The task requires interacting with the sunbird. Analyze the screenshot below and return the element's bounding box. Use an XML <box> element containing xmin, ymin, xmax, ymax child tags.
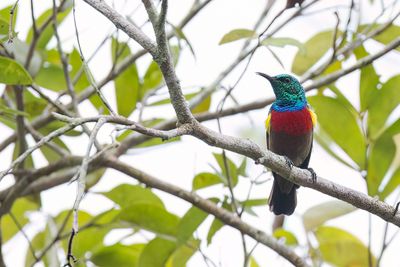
<box><xmin>256</xmin><ymin>73</ymin><xmax>317</xmax><ymax>215</ymax></box>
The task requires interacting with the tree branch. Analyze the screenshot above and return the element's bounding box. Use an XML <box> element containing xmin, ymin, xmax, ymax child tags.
<box><xmin>103</xmin><ymin>157</ymin><xmax>309</xmax><ymax>267</ymax></box>
<box><xmin>190</xmin><ymin>122</ymin><xmax>400</xmax><ymax>227</ymax></box>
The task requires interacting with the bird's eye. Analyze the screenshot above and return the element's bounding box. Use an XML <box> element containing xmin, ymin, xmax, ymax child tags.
<box><xmin>283</xmin><ymin>78</ymin><xmax>290</xmax><ymax>83</ymax></box>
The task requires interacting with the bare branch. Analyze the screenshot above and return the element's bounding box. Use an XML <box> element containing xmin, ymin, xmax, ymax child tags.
<box><xmin>53</xmin><ymin>113</ymin><xmax>192</xmax><ymax>140</ymax></box>
<box><xmin>72</xmin><ymin>118</ymin><xmax>106</xmax><ymax>232</ymax></box>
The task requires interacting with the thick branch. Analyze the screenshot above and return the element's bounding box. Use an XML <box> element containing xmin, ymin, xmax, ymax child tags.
<box><xmin>190</xmin><ymin>122</ymin><xmax>400</xmax><ymax>227</ymax></box>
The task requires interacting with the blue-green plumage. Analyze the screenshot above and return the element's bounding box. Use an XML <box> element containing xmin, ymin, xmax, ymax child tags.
<box><xmin>257</xmin><ymin>73</ymin><xmax>315</xmax><ymax>215</ymax></box>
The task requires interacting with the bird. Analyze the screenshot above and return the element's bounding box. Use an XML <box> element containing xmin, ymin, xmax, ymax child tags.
<box><xmin>256</xmin><ymin>72</ymin><xmax>317</xmax><ymax>215</ymax></box>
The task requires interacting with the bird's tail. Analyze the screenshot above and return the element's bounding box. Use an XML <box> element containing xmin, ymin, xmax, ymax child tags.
<box><xmin>268</xmin><ymin>179</ymin><xmax>297</xmax><ymax>215</ymax></box>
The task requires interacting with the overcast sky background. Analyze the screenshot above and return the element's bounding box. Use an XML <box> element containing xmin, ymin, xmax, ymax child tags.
<box><xmin>1</xmin><ymin>0</ymin><xmax>400</xmax><ymax>266</ymax></box>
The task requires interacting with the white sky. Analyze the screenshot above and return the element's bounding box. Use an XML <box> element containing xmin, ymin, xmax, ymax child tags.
<box><xmin>0</xmin><ymin>0</ymin><xmax>400</xmax><ymax>266</ymax></box>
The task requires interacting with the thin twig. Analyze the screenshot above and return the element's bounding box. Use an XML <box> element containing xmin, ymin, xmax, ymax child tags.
<box><xmin>7</xmin><ymin>0</ymin><xmax>20</xmax><ymax>42</ymax></box>
<box><xmin>25</xmin><ymin>117</ymin><xmax>69</xmax><ymax>158</ymax></box>
<box><xmin>32</xmin><ymin>210</ymin><xmax>73</xmax><ymax>267</ymax></box>
<box><xmin>72</xmin><ymin>0</ymin><xmax>117</xmax><ymax>116</ymax></box>
<box><xmin>52</xmin><ymin>0</ymin><xmax>102</xmax><ymax>150</ymax></box>
<box><xmin>63</xmin><ymin>229</ymin><xmax>76</xmax><ymax>267</ymax></box>
<box><xmin>9</xmin><ymin>211</ymin><xmax>38</xmax><ymax>262</ymax></box>
<box><xmin>72</xmin><ymin>118</ymin><xmax>106</xmax><ymax>233</ymax></box>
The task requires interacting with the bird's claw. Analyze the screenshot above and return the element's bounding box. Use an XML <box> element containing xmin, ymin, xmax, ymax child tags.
<box><xmin>283</xmin><ymin>156</ymin><xmax>294</xmax><ymax>169</ymax></box>
<box><xmin>307</xmin><ymin>168</ymin><xmax>317</xmax><ymax>183</ymax></box>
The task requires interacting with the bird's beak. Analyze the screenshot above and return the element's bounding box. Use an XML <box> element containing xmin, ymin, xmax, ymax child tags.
<box><xmin>256</xmin><ymin>72</ymin><xmax>276</xmax><ymax>83</ymax></box>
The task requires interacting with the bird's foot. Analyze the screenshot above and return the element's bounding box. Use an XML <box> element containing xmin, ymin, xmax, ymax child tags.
<box><xmin>283</xmin><ymin>156</ymin><xmax>294</xmax><ymax>169</ymax></box>
<box><xmin>255</xmin><ymin>157</ymin><xmax>266</xmax><ymax>165</ymax></box>
<box><xmin>393</xmin><ymin>202</ymin><xmax>400</xmax><ymax>216</ymax></box>
<box><xmin>307</xmin><ymin>168</ymin><xmax>317</xmax><ymax>183</ymax></box>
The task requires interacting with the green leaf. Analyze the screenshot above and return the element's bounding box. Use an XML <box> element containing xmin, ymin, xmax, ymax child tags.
<box><xmin>25</xmin><ymin>224</ymin><xmax>60</xmax><ymax>267</ymax></box>
<box><xmin>177</xmin><ymin>206</ymin><xmax>209</xmax><ymax>245</ymax></box>
<box><xmin>119</xmin><ymin>203</ymin><xmax>180</xmax><ymax>236</ymax></box>
<box><xmin>57</xmin><ymin>210</ymin><xmax>108</xmax><ymax>259</ymax></box>
<box><xmin>380</xmin><ymin>166</ymin><xmax>400</xmax><ymax>199</ymax></box>
<box><xmin>0</xmin><ymin>5</ymin><xmax>17</xmax><ymax>27</ymax></box>
<box><xmin>102</xmin><ymin>184</ymin><xmax>164</xmax><ymax>209</ymax></box>
<box><xmin>238</xmin><ymin>158</ymin><xmax>247</xmax><ymax>177</ymax></box>
<box><xmin>170</xmin><ymin>45</ymin><xmax>181</xmax><ymax>66</ymax></box>
<box><xmin>86</xmin><ymin>168</ymin><xmax>106</xmax><ymax>189</ymax></box>
<box><xmin>219</xmin><ymin>29</ymin><xmax>256</xmax><ymax>45</ymax></box>
<box><xmin>213</xmin><ymin>152</ymin><xmax>239</xmax><ymax>187</ymax></box>
<box><xmin>34</xmin><ymin>63</ymin><xmax>66</xmax><ymax>91</ymax></box>
<box><xmin>138</xmin><ymin>237</ymin><xmax>177</xmax><ymax>267</ymax></box>
<box><xmin>40</xmin><ymin>120</ymin><xmax>81</xmax><ymax>136</ymax></box>
<box><xmin>359</xmin><ymin>24</ymin><xmax>400</xmax><ymax>51</ymax></box>
<box><xmin>207</xmin><ymin>217</ymin><xmax>224</xmax><ymax>245</ymax></box>
<box><xmin>171</xmin><ymin>25</ymin><xmax>196</xmax><ymax>59</ymax></box>
<box><xmin>0</xmin><ymin>18</ymin><xmax>9</xmax><ymax>40</ymax></box>
<box><xmin>13</xmin><ymin>141</ymin><xmax>34</xmax><ymax>170</ymax></box>
<box><xmin>191</xmin><ymin>94</ymin><xmax>211</xmax><ymax>114</ymax></box>
<box><xmin>0</xmin><ymin>56</ymin><xmax>33</xmax><ymax>85</ymax></box>
<box><xmin>90</xmin><ymin>243</ymin><xmax>145</xmax><ymax>267</ymax></box>
<box><xmin>24</xmin><ymin>231</ymin><xmax>46</xmax><ymax>267</ymax></box>
<box><xmin>315</xmin><ymin>226</ymin><xmax>376</xmax><ymax>267</ymax></box>
<box><xmin>302</xmin><ymin>200</ymin><xmax>356</xmax><ymax>231</ymax></box>
<box><xmin>0</xmin><ymin>103</ymin><xmax>29</xmax><ymax>117</ymax></box>
<box><xmin>368</xmin><ymin>75</ymin><xmax>400</xmax><ymax>139</ymax></box>
<box><xmin>2</xmin><ymin>197</ymin><xmax>39</xmax><ymax>242</ymax></box>
<box><xmin>26</xmin><ymin>5</ymin><xmax>72</xmax><ymax>49</ymax></box>
<box><xmin>23</xmin><ymin>89</ymin><xmax>47</xmax><ymax>119</ymax></box>
<box><xmin>308</xmin><ymin>95</ymin><xmax>366</xmax><ymax>168</ymax></box>
<box><xmin>69</xmin><ymin>48</ymin><xmax>90</xmax><ymax>92</ymax></box>
<box><xmin>273</xmin><ymin>228</ymin><xmax>298</xmax><ymax>246</ymax></box>
<box><xmin>142</xmin><ymin>61</ymin><xmax>163</xmax><ymax>93</ymax></box>
<box><xmin>39</xmin><ymin>137</ymin><xmax>69</xmax><ymax>163</ymax></box>
<box><xmin>3</xmin><ymin>39</ymin><xmax>42</xmax><ymax>75</ymax></box>
<box><xmin>314</xmin><ymin>127</ymin><xmax>357</xmax><ymax>170</ymax></box>
<box><xmin>354</xmin><ymin>46</ymin><xmax>379</xmax><ymax>111</ymax></box>
<box><xmin>292</xmin><ymin>30</ymin><xmax>335</xmax><ymax>75</ymax></box>
<box><xmin>262</xmin><ymin>37</ymin><xmax>305</xmax><ymax>53</ymax></box>
<box><xmin>192</xmin><ymin>172</ymin><xmax>222</xmax><ymax>190</ymax></box>
<box><xmin>368</xmin><ymin>120</ymin><xmax>400</xmax><ymax>196</ymax></box>
<box><xmin>326</xmin><ymin>85</ymin><xmax>357</xmax><ymax>116</ymax></box>
<box><xmin>240</xmin><ymin>198</ymin><xmax>267</xmax><ymax>208</ymax></box>
<box><xmin>112</xmin><ymin>39</ymin><xmax>140</xmax><ymax>116</ymax></box>
<box><xmin>248</xmin><ymin>257</ymin><xmax>260</xmax><ymax>267</ymax></box>
<box><xmin>166</xmin><ymin>239</ymin><xmax>200</xmax><ymax>267</ymax></box>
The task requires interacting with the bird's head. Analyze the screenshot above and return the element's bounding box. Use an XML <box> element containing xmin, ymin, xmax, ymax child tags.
<box><xmin>256</xmin><ymin>73</ymin><xmax>306</xmax><ymax>106</ymax></box>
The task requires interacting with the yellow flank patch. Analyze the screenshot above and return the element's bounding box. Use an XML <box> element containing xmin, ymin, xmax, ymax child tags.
<box><xmin>308</xmin><ymin>108</ymin><xmax>317</xmax><ymax>126</ymax></box>
<box><xmin>265</xmin><ymin>113</ymin><xmax>271</xmax><ymax>130</ymax></box>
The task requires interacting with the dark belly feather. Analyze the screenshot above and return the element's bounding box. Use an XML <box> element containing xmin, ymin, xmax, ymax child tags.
<box><xmin>267</xmin><ymin>107</ymin><xmax>313</xmax><ymax>215</ymax></box>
